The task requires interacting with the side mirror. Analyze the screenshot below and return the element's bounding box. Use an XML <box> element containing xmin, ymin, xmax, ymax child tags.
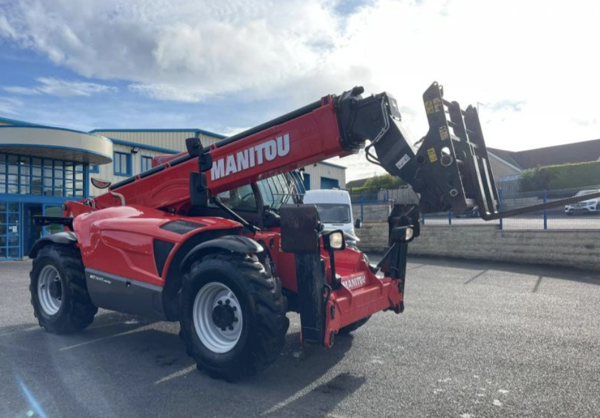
<box><xmin>91</xmin><ymin>177</ymin><xmax>111</xmax><ymax>189</ymax></box>
<box><xmin>354</xmin><ymin>218</ymin><xmax>362</xmax><ymax>229</ymax></box>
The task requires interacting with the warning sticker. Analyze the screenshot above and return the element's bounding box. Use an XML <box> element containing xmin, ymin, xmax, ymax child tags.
<box><xmin>424</xmin><ymin>100</ymin><xmax>434</xmax><ymax>115</ymax></box>
<box><xmin>439</xmin><ymin>126</ymin><xmax>449</xmax><ymax>141</ymax></box>
<box><xmin>427</xmin><ymin>148</ymin><xmax>438</xmax><ymax>163</ymax></box>
<box><xmin>395</xmin><ymin>154</ymin><xmax>411</xmax><ymax>170</ymax></box>
<box><xmin>433</xmin><ymin>97</ymin><xmax>443</xmax><ymax>113</ymax></box>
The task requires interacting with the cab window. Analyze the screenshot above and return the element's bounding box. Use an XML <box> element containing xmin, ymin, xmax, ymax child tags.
<box><xmin>258</xmin><ymin>174</ymin><xmax>301</xmax><ymax>210</ymax></box>
<box><xmin>212</xmin><ymin>184</ymin><xmax>257</xmax><ymax>212</ymax></box>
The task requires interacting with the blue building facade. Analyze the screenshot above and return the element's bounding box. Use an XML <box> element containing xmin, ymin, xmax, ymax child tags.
<box><xmin>0</xmin><ymin>118</ymin><xmax>112</xmax><ymax>260</ymax></box>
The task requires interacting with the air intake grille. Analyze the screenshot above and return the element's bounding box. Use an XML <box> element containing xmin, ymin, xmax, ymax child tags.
<box><xmin>160</xmin><ymin>220</ymin><xmax>205</xmax><ymax>234</ymax></box>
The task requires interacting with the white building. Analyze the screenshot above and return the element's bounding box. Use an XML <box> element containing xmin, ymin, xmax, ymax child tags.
<box><xmin>0</xmin><ymin>117</ymin><xmax>345</xmax><ymax>261</ymax></box>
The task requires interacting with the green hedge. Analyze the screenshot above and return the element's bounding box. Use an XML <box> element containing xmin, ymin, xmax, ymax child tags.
<box><xmin>519</xmin><ymin>161</ymin><xmax>600</xmax><ymax>191</ymax></box>
<box><xmin>349</xmin><ymin>174</ymin><xmax>405</xmax><ymax>193</ymax></box>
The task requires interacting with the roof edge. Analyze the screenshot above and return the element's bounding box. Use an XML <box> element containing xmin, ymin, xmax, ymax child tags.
<box><xmin>90</xmin><ymin>128</ymin><xmax>226</xmax><ymax>139</ymax></box>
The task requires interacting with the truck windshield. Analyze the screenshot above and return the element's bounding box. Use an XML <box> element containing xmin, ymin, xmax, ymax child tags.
<box><xmin>313</xmin><ymin>203</ymin><xmax>351</xmax><ymax>223</ymax></box>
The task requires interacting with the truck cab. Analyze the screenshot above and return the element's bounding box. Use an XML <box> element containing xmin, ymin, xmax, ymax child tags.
<box><xmin>302</xmin><ymin>189</ymin><xmax>359</xmax><ymax>248</ymax></box>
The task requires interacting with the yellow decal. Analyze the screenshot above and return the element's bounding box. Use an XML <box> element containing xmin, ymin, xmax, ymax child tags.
<box><xmin>424</xmin><ymin>100</ymin><xmax>434</xmax><ymax>115</ymax></box>
<box><xmin>427</xmin><ymin>148</ymin><xmax>438</xmax><ymax>163</ymax></box>
<box><xmin>439</xmin><ymin>126</ymin><xmax>449</xmax><ymax>141</ymax></box>
<box><xmin>433</xmin><ymin>97</ymin><xmax>443</xmax><ymax>113</ymax></box>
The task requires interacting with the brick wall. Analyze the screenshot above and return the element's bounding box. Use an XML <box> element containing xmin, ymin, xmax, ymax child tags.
<box><xmin>352</xmin><ymin>203</ymin><xmax>391</xmax><ymax>222</ymax></box>
<box><xmin>356</xmin><ymin>222</ymin><xmax>600</xmax><ymax>271</ymax></box>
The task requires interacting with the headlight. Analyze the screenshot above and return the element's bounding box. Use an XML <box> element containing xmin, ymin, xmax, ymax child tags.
<box><xmin>329</xmin><ymin>231</ymin><xmax>345</xmax><ymax>250</ymax></box>
<box><xmin>323</xmin><ymin>230</ymin><xmax>345</xmax><ymax>250</ymax></box>
<box><xmin>405</xmin><ymin>227</ymin><xmax>414</xmax><ymax>241</ymax></box>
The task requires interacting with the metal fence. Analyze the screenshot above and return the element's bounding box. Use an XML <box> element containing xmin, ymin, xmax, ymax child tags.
<box><xmin>351</xmin><ymin>185</ymin><xmax>600</xmax><ymax>230</ymax></box>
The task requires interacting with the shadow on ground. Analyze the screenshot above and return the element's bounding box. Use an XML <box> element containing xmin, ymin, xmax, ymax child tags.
<box><xmin>1</xmin><ymin>310</ymin><xmax>363</xmax><ymax>418</ymax></box>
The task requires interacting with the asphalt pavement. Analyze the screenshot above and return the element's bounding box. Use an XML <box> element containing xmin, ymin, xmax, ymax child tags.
<box><xmin>1</xmin><ymin>256</ymin><xmax>599</xmax><ymax>418</ymax></box>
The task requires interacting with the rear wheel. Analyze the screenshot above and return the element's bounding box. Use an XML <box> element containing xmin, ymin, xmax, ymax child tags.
<box><xmin>30</xmin><ymin>245</ymin><xmax>97</xmax><ymax>334</ymax></box>
<box><xmin>180</xmin><ymin>252</ymin><xmax>289</xmax><ymax>381</ymax></box>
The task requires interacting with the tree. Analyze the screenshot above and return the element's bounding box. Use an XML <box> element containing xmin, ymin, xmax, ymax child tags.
<box><xmin>362</xmin><ymin>174</ymin><xmax>405</xmax><ymax>190</ymax></box>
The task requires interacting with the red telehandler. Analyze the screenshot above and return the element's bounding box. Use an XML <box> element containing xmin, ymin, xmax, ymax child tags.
<box><xmin>29</xmin><ymin>83</ymin><xmax>599</xmax><ymax>380</ymax></box>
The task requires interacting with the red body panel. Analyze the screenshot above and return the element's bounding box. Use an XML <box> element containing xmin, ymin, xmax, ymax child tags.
<box><xmin>322</xmin><ymin>247</ymin><xmax>403</xmax><ymax>344</ymax></box>
<box><xmin>75</xmin><ymin>205</ymin><xmax>241</xmax><ymax>286</ymax></box>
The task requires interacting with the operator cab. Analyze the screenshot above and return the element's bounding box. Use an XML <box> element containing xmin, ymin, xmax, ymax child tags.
<box><xmin>192</xmin><ymin>172</ymin><xmax>304</xmax><ymax>230</ymax></box>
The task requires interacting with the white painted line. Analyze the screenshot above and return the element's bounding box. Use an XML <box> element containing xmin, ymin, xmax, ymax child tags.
<box><xmin>59</xmin><ymin>325</ymin><xmax>153</xmax><ymax>351</ymax></box>
<box><xmin>154</xmin><ymin>365</ymin><xmax>196</xmax><ymax>385</ymax></box>
<box><xmin>0</xmin><ymin>326</ymin><xmax>40</xmax><ymax>338</ymax></box>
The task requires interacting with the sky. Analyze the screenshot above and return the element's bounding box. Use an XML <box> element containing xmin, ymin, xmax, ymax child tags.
<box><xmin>0</xmin><ymin>0</ymin><xmax>599</xmax><ymax>181</ymax></box>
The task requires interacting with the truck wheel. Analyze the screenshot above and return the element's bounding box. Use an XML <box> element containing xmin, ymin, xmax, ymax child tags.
<box><xmin>29</xmin><ymin>245</ymin><xmax>97</xmax><ymax>334</ymax></box>
<box><xmin>338</xmin><ymin>315</ymin><xmax>371</xmax><ymax>335</ymax></box>
<box><xmin>180</xmin><ymin>253</ymin><xmax>289</xmax><ymax>381</ymax></box>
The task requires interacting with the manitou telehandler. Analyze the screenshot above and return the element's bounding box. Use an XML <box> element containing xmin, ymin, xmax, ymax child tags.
<box><xmin>29</xmin><ymin>82</ymin><xmax>598</xmax><ymax>380</ymax></box>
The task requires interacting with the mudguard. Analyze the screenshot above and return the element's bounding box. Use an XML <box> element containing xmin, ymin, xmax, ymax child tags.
<box><xmin>29</xmin><ymin>231</ymin><xmax>77</xmax><ymax>258</ymax></box>
<box><xmin>180</xmin><ymin>235</ymin><xmax>263</xmax><ymax>271</ymax></box>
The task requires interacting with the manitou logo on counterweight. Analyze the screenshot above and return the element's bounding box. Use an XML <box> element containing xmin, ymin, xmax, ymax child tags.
<box><xmin>211</xmin><ymin>133</ymin><xmax>291</xmax><ymax>180</ymax></box>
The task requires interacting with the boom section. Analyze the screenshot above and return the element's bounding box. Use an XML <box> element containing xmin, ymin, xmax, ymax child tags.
<box><xmin>92</xmin><ymin>98</ymin><xmax>348</xmax><ymax>211</ymax></box>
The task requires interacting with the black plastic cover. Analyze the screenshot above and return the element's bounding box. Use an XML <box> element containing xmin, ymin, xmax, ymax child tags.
<box><xmin>154</xmin><ymin>240</ymin><xmax>175</xmax><ymax>277</ymax></box>
<box><xmin>279</xmin><ymin>205</ymin><xmax>321</xmax><ymax>254</ymax></box>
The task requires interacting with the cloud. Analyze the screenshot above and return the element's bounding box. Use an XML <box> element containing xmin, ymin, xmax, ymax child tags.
<box><xmin>3</xmin><ymin>78</ymin><xmax>117</xmax><ymax>97</ymax></box>
<box><xmin>128</xmin><ymin>83</ymin><xmax>211</xmax><ymax>102</ymax></box>
<box><xmin>3</xmin><ymin>86</ymin><xmax>41</xmax><ymax>95</ymax></box>
<box><xmin>0</xmin><ymin>0</ymin><xmax>344</xmax><ymax>102</ymax></box>
<box><xmin>0</xmin><ymin>97</ymin><xmax>23</xmax><ymax>115</ymax></box>
<box><xmin>1</xmin><ymin>0</ymin><xmax>600</xmax><ymax>181</ymax></box>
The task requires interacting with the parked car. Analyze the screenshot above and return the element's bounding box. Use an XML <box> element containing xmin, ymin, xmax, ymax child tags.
<box><xmin>302</xmin><ymin>189</ymin><xmax>360</xmax><ymax>248</ymax></box>
<box><xmin>564</xmin><ymin>189</ymin><xmax>600</xmax><ymax>215</ymax></box>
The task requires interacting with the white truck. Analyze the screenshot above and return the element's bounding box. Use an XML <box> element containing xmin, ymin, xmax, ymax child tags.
<box><xmin>303</xmin><ymin>189</ymin><xmax>361</xmax><ymax>248</ymax></box>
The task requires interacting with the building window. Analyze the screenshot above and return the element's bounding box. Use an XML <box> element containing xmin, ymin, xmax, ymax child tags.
<box><xmin>303</xmin><ymin>173</ymin><xmax>311</xmax><ymax>191</ymax></box>
<box><xmin>140</xmin><ymin>155</ymin><xmax>153</xmax><ymax>172</ymax></box>
<box><xmin>320</xmin><ymin>177</ymin><xmax>339</xmax><ymax>189</ymax></box>
<box><xmin>0</xmin><ymin>153</ymin><xmax>86</xmax><ymax>198</ymax></box>
<box><xmin>114</xmin><ymin>152</ymin><xmax>131</xmax><ymax>176</ymax></box>
<box><xmin>89</xmin><ymin>164</ymin><xmax>100</xmax><ymax>173</ymax></box>
<box><xmin>0</xmin><ymin>201</ymin><xmax>21</xmax><ymax>259</ymax></box>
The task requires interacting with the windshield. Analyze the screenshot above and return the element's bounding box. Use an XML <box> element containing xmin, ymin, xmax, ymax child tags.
<box><xmin>575</xmin><ymin>190</ymin><xmax>600</xmax><ymax>197</ymax></box>
<box><xmin>257</xmin><ymin>173</ymin><xmax>303</xmax><ymax>211</ymax></box>
<box><xmin>312</xmin><ymin>203</ymin><xmax>351</xmax><ymax>223</ymax></box>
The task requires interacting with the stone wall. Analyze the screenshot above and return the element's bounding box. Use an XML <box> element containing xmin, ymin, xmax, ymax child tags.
<box><xmin>352</xmin><ymin>202</ymin><xmax>391</xmax><ymax>223</ymax></box>
<box><xmin>356</xmin><ymin>222</ymin><xmax>600</xmax><ymax>271</ymax></box>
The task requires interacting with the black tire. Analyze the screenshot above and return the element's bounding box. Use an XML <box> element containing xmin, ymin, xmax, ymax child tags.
<box><xmin>180</xmin><ymin>252</ymin><xmax>289</xmax><ymax>381</ymax></box>
<box><xmin>338</xmin><ymin>315</ymin><xmax>371</xmax><ymax>335</ymax></box>
<box><xmin>29</xmin><ymin>244</ymin><xmax>97</xmax><ymax>334</ymax></box>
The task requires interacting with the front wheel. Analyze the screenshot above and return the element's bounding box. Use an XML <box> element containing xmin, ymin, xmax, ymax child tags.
<box><xmin>29</xmin><ymin>244</ymin><xmax>97</xmax><ymax>333</ymax></box>
<box><xmin>180</xmin><ymin>253</ymin><xmax>289</xmax><ymax>381</ymax></box>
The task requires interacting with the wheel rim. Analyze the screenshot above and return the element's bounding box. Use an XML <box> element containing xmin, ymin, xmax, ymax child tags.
<box><xmin>193</xmin><ymin>282</ymin><xmax>243</xmax><ymax>354</ymax></box>
<box><xmin>37</xmin><ymin>265</ymin><xmax>62</xmax><ymax>316</ymax></box>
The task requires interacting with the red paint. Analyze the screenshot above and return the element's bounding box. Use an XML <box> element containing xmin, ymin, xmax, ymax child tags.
<box><xmin>75</xmin><ymin>205</ymin><xmax>241</xmax><ymax>286</ymax></box>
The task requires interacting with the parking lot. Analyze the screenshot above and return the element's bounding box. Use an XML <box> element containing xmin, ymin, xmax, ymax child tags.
<box><xmin>1</xmin><ymin>256</ymin><xmax>599</xmax><ymax>418</ymax></box>
<box><xmin>424</xmin><ymin>212</ymin><xmax>600</xmax><ymax>230</ymax></box>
